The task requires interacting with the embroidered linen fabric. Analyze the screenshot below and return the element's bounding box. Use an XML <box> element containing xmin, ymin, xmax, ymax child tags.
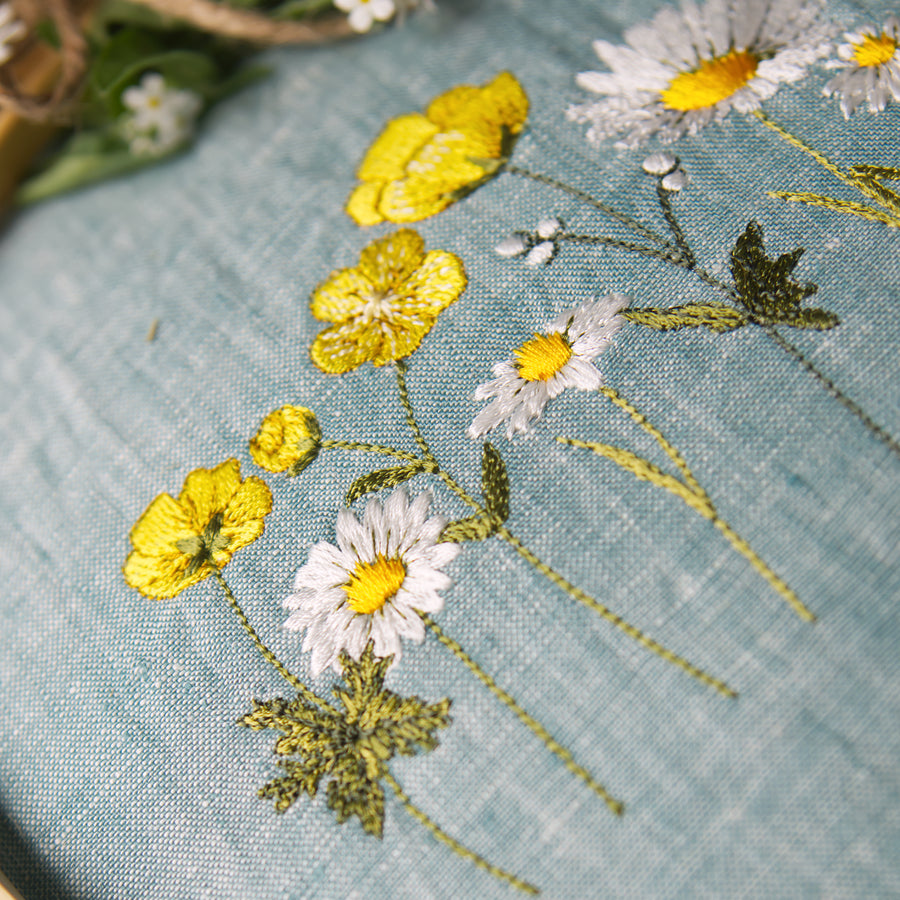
<box><xmin>1</xmin><ymin>1</ymin><xmax>900</xmax><ymax>898</ymax></box>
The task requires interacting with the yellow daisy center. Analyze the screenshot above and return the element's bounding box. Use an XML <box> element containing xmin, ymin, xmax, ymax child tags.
<box><xmin>852</xmin><ymin>32</ymin><xmax>897</xmax><ymax>68</ymax></box>
<box><xmin>344</xmin><ymin>554</ymin><xmax>406</xmax><ymax>615</ymax></box>
<box><xmin>514</xmin><ymin>332</ymin><xmax>572</xmax><ymax>382</ymax></box>
<box><xmin>661</xmin><ymin>49</ymin><xmax>759</xmax><ymax>112</ymax></box>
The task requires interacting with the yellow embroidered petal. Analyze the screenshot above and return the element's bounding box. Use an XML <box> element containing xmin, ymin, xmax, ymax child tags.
<box><xmin>400</xmin><ymin>250</ymin><xmax>468</xmax><ymax>317</ymax></box>
<box><xmin>124</xmin><ymin>550</ymin><xmax>210</xmax><ymax>600</ymax></box>
<box><xmin>179</xmin><ymin>459</ymin><xmax>242</xmax><ymax>528</ymax></box>
<box><xmin>123</xmin><ymin>459</ymin><xmax>272</xmax><ymax>600</ymax></box>
<box><xmin>311</xmin><ymin>267</ymin><xmax>378</xmax><ymax>323</ymax></box>
<box><xmin>310</xmin><ymin>320</ymin><xmax>383</xmax><ymax>374</ymax></box>
<box><xmin>357</xmin><ymin>229</ymin><xmax>425</xmax><ymax>289</ymax></box>
<box><xmin>355</xmin><ymin>113</ymin><xmax>438</xmax><ymax>182</ymax></box>
<box><xmin>345</xmin><ymin>182</ymin><xmax>386</xmax><ymax>226</ymax></box>
<box><xmin>128</xmin><ymin>492</ymin><xmax>194</xmax><ymax>556</ymax></box>
<box><xmin>346</xmin><ymin>72</ymin><xmax>528</xmax><ymax>225</ymax></box>
<box><xmin>219</xmin><ymin>477</ymin><xmax>274</xmax><ymax>558</ymax></box>
<box><xmin>249</xmin><ymin>406</ymin><xmax>321</xmax><ymax>474</ymax></box>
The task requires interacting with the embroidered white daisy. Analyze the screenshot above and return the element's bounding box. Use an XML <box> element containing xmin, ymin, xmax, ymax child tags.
<box><xmin>121</xmin><ymin>73</ymin><xmax>202</xmax><ymax>157</ymax></box>
<box><xmin>284</xmin><ymin>490</ymin><xmax>459</xmax><ymax>675</ymax></box>
<box><xmin>335</xmin><ymin>0</ymin><xmax>395</xmax><ymax>33</ymax></box>
<box><xmin>824</xmin><ymin>17</ymin><xmax>900</xmax><ymax>117</ymax></box>
<box><xmin>0</xmin><ymin>3</ymin><xmax>26</xmax><ymax>66</ymax></box>
<box><xmin>568</xmin><ymin>0</ymin><xmax>833</xmax><ymax>148</ymax></box>
<box><xmin>468</xmin><ymin>295</ymin><xmax>628</xmax><ymax>439</ymax></box>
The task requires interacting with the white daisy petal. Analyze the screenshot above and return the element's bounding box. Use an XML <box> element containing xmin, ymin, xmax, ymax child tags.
<box><xmin>569</xmin><ymin>0</ymin><xmax>833</xmax><ymax>146</ymax></box>
<box><xmin>283</xmin><ymin>489</ymin><xmax>458</xmax><ymax>671</ymax></box>
<box><xmin>469</xmin><ymin>295</ymin><xmax>628</xmax><ymax>439</ymax></box>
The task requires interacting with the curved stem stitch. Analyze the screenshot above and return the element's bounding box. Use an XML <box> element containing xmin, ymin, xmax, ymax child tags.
<box><xmin>393</xmin><ymin>363</ymin><xmax>736</xmax><ymax>698</ymax></box>
<box><xmin>382</xmin><ymin>770</ymin><xmax>539</xmax><ymax>895</ymax></box>
<box><xmin>421</xmin><ymin>614</ymin><xmax>624</xmax><ymax>815</ymax></box>
<box><xmin>559</xmin><ymin>388</ymin><xmax>815</xmax><ymax>623</ymax></box>
<box><xmin>505</xmin><ymin>164</ymin><xmax>671</xmax><ymax>247</ymax></box>
<box><xmin>213</xmin><ymin>569</ymin><xmax>337</xmax><ymax>713</ymax></box>
<box><xmin>321</xmin><ymin>439</ymin><xmax>420</xmax><ymax>463</ymax></box>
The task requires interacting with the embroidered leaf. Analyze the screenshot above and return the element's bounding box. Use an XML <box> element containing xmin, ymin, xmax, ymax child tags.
<box><xmin>559</xmin><ymin>438</ymin><xmax>714</xmax><ymax>518</ymax></box>
<box><xmin>440</xmin><ymin>514</ymin><xmax>496</xmax><ymax>543</ymax></box>
<box><xmin>624</xmin><ymin>303</ymin><xmax>747</xmax><ymax>333</ymax></box>
<box><xmin>730</xmin><ymin>222</ymin><xmax>838</xmax><ymax>329</ymax></box>
<box><xmin>481</xmin><ymin>443</ymin><xmax>510</xmax><ymax>524</ymax></box>
<box><xmin>239</xmin><ymin>643</ymin><xmax>451</xmax><ymax>836</ymax></box>
<box><xmin>345</xmin><ymin>463</ymin><xmax>425</xmax><ymax>505</ymax></box>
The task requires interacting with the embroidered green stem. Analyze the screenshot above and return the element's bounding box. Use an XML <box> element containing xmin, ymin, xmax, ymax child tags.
<box><xmin>753</xmin><ymin>110</ymin><xmax>900</xmax><ymax>228</ymax></box>
<box><xmin>212</xmin><ymin>569</ymin><xmax>336</xmax><ymax>713</ymax></box>
<box><xmin>321</xmin><ymin>439</ymin><xmax>420</xmax><ymax>463</ymax></box>
<box><xmin>559</xmin><ymin>232</ymin><xmax>688</xmax><ymax>266</ymax></box>
<box><xmin>393</xmin><ymin>362</ymin><xmax>736</xmax><ymax>698</ymax></box>
<box><xmin>504</xmin><ymin>164</ymin><xmax>671</xmax><ymax>247</ymax></box>
<box><xmin>760</xmin><ymin>326</ymin><xmax>900</xmax><ymax>458</ymax></box>
<box><xmin>421</xmin><ymin>613</ymin><xmax>624</xmax><ymax>815</ymax></box>
<box><xmin>557</xmin><ymin>387</ymin><xmax>815</xmax><ymax>623</ymax></box>
<box><xmin>382</xmin><ymin>770</ymin><xmax>540</xmax><ymax>896</ymax></box>
<box><xmin>655</xmin><ymin>181</ymin><xmax>695</xmax><ymax>266</ymax></box>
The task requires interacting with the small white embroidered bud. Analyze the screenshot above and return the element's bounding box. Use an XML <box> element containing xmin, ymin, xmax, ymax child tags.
<box><xmin>642</xmin><ymin>152</ymin><xmax>678</xmax><ymax>176</ymax></box>
<box><xmin>495</xmin><ymin>234</ymin><xmax>529</xmax><ymax>258</ymax></box>
<box><xmin>661</xmin><ymin>169</ymin><xmax>687</xmax><ymax>192</ymax></box>
<box><xmin>525</xmin><ymin>241</ymin><xmax>555</xmax><ymax>266</ymax></box>
<box><xmin>535</xmin><ymin>217</ymin><xmax>562</xmax><ymax>239</ymax></box>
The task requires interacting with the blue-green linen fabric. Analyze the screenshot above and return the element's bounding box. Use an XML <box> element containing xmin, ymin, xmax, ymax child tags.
<box><xmin>2</xmin><ymin>1</ymin><xmax>900</xmax><ymax>897</ymax></box>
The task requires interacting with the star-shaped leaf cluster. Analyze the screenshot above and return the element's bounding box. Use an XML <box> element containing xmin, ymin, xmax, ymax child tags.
<box><xmin>239</xmin><ymin>642</ymin><xmax>451</xmax><ymax>837</ymax></box>
<box><xmin>730</xmin><ymin>221</ymin><xmax>838</xmax><ymax>330</ymax></box>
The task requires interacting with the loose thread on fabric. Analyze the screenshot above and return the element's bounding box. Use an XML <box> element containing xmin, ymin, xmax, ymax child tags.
<box><xmin>557</xmin><ymin>388</ymin><xmax>815</xmax><ymax>623</ymax></box>
<box><xmin>382</xmin><ymin>770</ymin><xmax>540</xmax><ymax>896</ymax></box>
<box><xmin>421</xmin><ymin>614</ymin><xmax>624</xmax><ymax>815</ymax></box>
<box><xmin>504</xmin><ymin>164</ymin><xmax>670</xmax><ymax>247</ymax></box>
<box><xmin>391</xmin><ymin>360</ymin><xmax>735</xmax><ymax>697</ymax></box>
<box><xmin>212</xmin><ymin>569</ymin><xmax>336</xmax><ymax>713</ymax></box>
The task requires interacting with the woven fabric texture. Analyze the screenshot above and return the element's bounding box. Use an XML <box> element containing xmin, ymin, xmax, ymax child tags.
<box><xmin>1</xmin><ymin>1</ymin><xmax>899</xmax><ymax>898</ymax></box>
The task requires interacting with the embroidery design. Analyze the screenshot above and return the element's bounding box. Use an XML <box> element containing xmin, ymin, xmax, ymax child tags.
<box><xmin>123</xmin><ymin>6</ymin><xmax>900</xmax><ymax>894</ymax></box>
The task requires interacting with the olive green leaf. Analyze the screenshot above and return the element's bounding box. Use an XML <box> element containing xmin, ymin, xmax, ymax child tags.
<box><xmin>624</xmin><ymin>302</ymin><xmax>748</xmax><ymax>333</ymax></box>
<box><xmin>239</xmin><ymin>643</ymin><xmax>451</xmax><ymax>837</ymax></box>
<box><xmin>730</xmin><ymin>222</ymin><xmax>839</xmax><ymax>330</ymax></box>
<box><xmin>345</xmin><ymin>462</ymin><xmax>426</xmax><ymax>506</ymax></box>
<box><xmin>440</xmin><ymin>444</ymin><xmax>510</xmax><ymax>543</ymax></box>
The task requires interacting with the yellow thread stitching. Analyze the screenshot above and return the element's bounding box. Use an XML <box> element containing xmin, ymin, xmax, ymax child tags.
<box><xmin>661</xmin><ymin>50</ymin><xmax>758</xmax><ymax>111</ymax></box>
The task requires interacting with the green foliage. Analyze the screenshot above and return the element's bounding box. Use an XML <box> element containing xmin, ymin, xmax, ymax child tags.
<box><xmin>441</xmin><ymin>444</ymin><xmax>510</xmax><ymax>543</ymax></box>
<box><xmin>239</xmin><ymin>643</ymin><xmax>451</xmax><ymax>837</ymax></box>
<box><xmin>624</xmin><ymin>303</ymin><xmax>748</xmax><ymax>333</ymax></box>
<box><xmin>345</xmin><ymin>462</ymin><xmax>425</xmax><ymax>506</ymax></box>
<box><xmin>730</xmin><ymin>222</ymin><xmax>839</xmax><ymax>330</ymax></box>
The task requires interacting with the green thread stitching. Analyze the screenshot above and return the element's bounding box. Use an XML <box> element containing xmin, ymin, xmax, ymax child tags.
<box><xmin>755</xmin><ymin>110</ymin><xmax>900</xmax><ymax>229</ymax></box>
<box><xmin>622</xmin><ymin>303</ymin><xmax>748</xmax><ymax>332</ymax></box>
<box><xmin>557</xmin><ymin>388</ymin><xmax>816</xmax><ymax>623</ymax></box>
<box><xmin>390</xmin><ymin>363</ymin><xmax>736</xmax><ymax>698</ymax></box>
<box><xmin>382</xmin><ymin>771</ymin><xmax>540</xmax><ymax>896</ymax></box>
<box><xmin>421</xmin><ymin>614</ymin><xmax>624</xmax><ymax>815</ymax></box>
<box><xmin>212</xmin><ymin>569</ymin><xmax>334</xmax><ymax>712</ymax></box>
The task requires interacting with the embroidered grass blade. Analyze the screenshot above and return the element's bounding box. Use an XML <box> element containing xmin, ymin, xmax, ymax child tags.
<box><xmin>558</xmin><ymin>388</ymin><xmax>815</xmax><ymax>623</ymax></box>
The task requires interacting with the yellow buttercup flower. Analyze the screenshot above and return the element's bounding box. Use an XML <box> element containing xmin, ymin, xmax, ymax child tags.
<box><xmin>346</xmin><ymin>71</ymin><xmax>528</xmax><ymax>226</ymax></box>
<box><xmin>124</xmin><ymin>459</ymin><xmax>272</xmax><ymax>599</ymax></box>
<box><xmin>309</xmin><ymin>229</ymin><xmax>467</xmax><ymax>374</ymax></box>
<box><xmin>249</xmin><ymin>406</ymin><xmax>321</xmax><ymax>475</ymax></box>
